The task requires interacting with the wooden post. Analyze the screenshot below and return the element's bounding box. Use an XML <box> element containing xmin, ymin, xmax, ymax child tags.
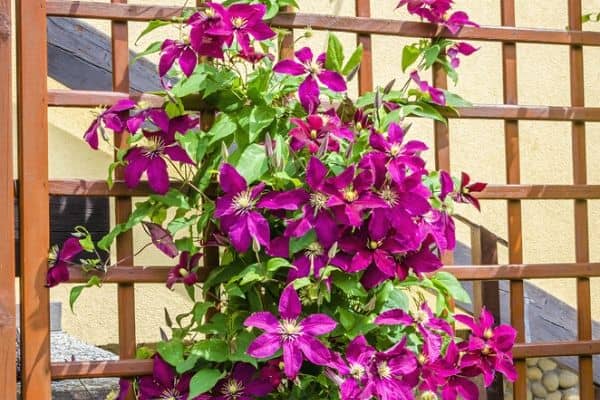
<box><xmin>355</xmin><ymin>0</ymin><xmax>373</xmax><ymax>94</ymax></box>
<box><xmin>0</xmin><ymin>0</ymin><xmax>17</xmax><ymax>398</ymax></box>
<box><xmin>16</xmin><ymin>0</ymin><xmax>52</xmax><ymax>398</ymax></box>
<box><xmin>471</xmin><ymin>225</ymin><xmax>503</xmax><ymax>400</ymax></box>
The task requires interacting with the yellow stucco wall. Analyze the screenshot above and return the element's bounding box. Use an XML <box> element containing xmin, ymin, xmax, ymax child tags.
<box><xmin>36</xmin><ymin>0</ymin><xmax>600</xmax><ymax>346</ymax></box>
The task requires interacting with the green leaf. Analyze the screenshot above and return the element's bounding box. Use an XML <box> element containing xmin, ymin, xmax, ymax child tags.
<box><xmin>176</xmin><ymin>130</ymin><xmax>209</xmax><ymax>164</ymax></box>
<box><xmin>132</xmin><ymin>41</ymin><xmax>162</xmax><ymax>62</ymax></box>
<box><xmin>189</xmin><ymin>368</ymin><xmax>224</xmax><ymax>399</ymax></box>
<box><xmin>135</xmin><ymin>20</ymin><xmax>171</xmax><ymax>44</ymax></box>
<box><xmin>229</xmin><ymin>331</ymin><xmax>257</xmax><ymax>366</ymax></box>
<box><xmin>342</xmin><ymin>44</ymin><xmax>363</xmax><ymax>76</ymax></box>
<box><xmin>167</xmin><ymin>215</ymin><xmax>199</xmax><ymax>235</ymax></box>
<box><xmin>234</xmin><ymin>144</ymin><xmax>268</xmax><ymax>184</ymax></box>
<box><xmin>431</xmin><ymin>271</ymin><xmax>471</xmax><ymax>304</ymax></box>
<box><xmin>176</xmin><ymin>354</ymin><xmax>200</xmax><ymax>374</ymax></box>
<box><xmin>191</xmin><ymin>339</ymin><xmax>229</xmax><ymax>362</ymax></box>
<box><xmin>249</xmin><ymin>106</ymin><xmax>276</xmax><ymax>142</ymax></box>
<box><xmin>332</xmin><ymin>271</ymin><xmax>367</xmax><ymax>298</ymax></box>
<box><xmin>325</xmin><ymin>33</ymin><xmax>344</xmax><ymax>73</ymax></box>
<box><xmin>289</xmin><ymin>230</ymin><xmax>316</xmax><ymax>255</ymax></box>
<box><xmin>208</xmin><ymin>114</ymin><xmax>238</xmax><ymax>145</ymax></box>
<box><xmin>267</xmin><ymin>257</ymin><xmax>292</xmax><ymax>272</ymax></box>
<box><xmin>150</xmin><ymin>190</ymin><xmax>191</xmax><ymax>210</ymax></box>
<box><xmin>69</xmin><ymin>286</ymin><xmax>86</xmax><ymax>313</ymax></box>
<box><xmin>157</xmin><ymin>339</ymin><xmax>185</xmax><ymax>366</ymax></box>
<box><xmin>401</xmin><ymin>45</ymin><xmax>421</xmax><ymax>72</ymax></box>
<box><xmin>382</xmin><ymin>288</ymin><xmax>409</xmax><ymax>311</ymax></box>
<box><xmin>264</xmin><ymin>0</ymin><xmax>280</xmax><ymax>19</ymax></box>
<box><xmin>192</xmin><ymin>301</ymin><xmax>214</xmax><ymax>323</ymax></box>
<box><xmin>423</xmin><ymin>44</ymin><xmax>441</xmax><ymax>68</ymax></box>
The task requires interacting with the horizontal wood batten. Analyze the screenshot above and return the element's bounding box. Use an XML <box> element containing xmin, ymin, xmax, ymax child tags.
<box><xmin>47</xmin><ymin>90</ymin><xmax>600</xmax><ymax>122</ymax></box>
<box><xmin>48</xmin><ymin>89</ymin><xmax>163</xmax><ymax>108</ymax></box>
<box><xmin>51</xmin><ymin>359</ymin><xmax>153</xmax><ymax>379</ymax></box>
<box><xmin>47</xmin><ymin>180</ymin><xmax>600</xmax><ymax>200</ymax></box>
<box><xmin>45</xmin><ymin>3</ymin><xmax>600</xmax><ymax>46</ymax></box>
<box><xmin>513</xmin><ymin>341</ymin><xmax>600</xmax><ymax>359</ymax></box>
<box><xmin>444</xmin><ymin>263</ymin><xmax>600</xmax><ymax>280</ymax></box>
<box><xmin>67</xmin><ymin>266</ymin><xmax>170</xmax><ymax>283</ymax></box>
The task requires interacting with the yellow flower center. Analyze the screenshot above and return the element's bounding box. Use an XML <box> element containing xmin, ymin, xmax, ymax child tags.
<box><xmin>482</xmin><ymin>344</ymin><xmax>492</xmax><ymax>355</ymax></box>
<box><xmin>414</xmin><ymin>309</ymin><xmax>429</xmax><ymax>324</ymax></box>
<box><xmin>233</xmin><ymin>190</ymin><xmax>254</xmax><ymax>213</ymax></box>
<box><xmin>417</xmin><ymin>353</ymin><xmax>427</xmax><ymax>365</ymax></box>
<box><xmin>483</xmin><ymin>328</ymin><xmax>493</xmax><ymax>340</ymax></box>
<box><xmin>368</xmin><ymin>240</ymin><xmax>381</xmax><ymax>250</ymax></box>
<box><xmin>379</xmin><ymin>186</ymin><xmax>398</xmax><ymax>206</ymax></box>
<box><xmin>222</xmin><ymin>379</ymin><xmax>244</xmax><ymax>398</ymax></box>
<box><xmin>377</xmin><ymin>361</ymin><xmax>392</xmax><ymax>379</ymax></box>
<box><xmin>350</xmin><ymin>364</ymin><xmax>365</xmax><ymax>380</ymax></box>
<box><xmin>310</xmin><ymin>129</ymin><xmax>319</xmax><ymax>139</ymax></box>
<box><xmin>309</xmin><ymin>192</ymin><xmax>328</xmax><ymax>211</ymax></box>
<box><xmin>232</xmin><ymin>17</ymin><xmax>247</xmax><ymax>29</ymax></box>
<box><xmin>420</xmin><ymin>391</ymin><xmax>439</xmax><ymax>400</ymax></box>
<box><xmin>143</xmin><ymin>136</ymin><xmax>166</xmax><ymax>158</ymax></box>
<box><xmin>204</xmin><ymin>7</ymin><xmax>216</xmax><ymax>17</ymax></box>
<box><xmin>343</xmin><ymin>188</ymin><xmax>359</xmax><ymax>202</ymax></box>
<box><xmin>305</xmin><ymin>242</ymin><xmax>324</xmax><ymax>257</ymax></box>
<box><xmin>308</xmin><ymin>61</ymin><xmax>322</xmax><ymax>75</ymax></box>
<box><xmin>178</xmin><ymin>268</ymin><xmax>189</xmax><ymax>277</ymax></box>
<box><xmin>279</xmin><ymin>319</ymin><xmax>302</xmax><ymax>341</ymax></box>
<box><xmin>390</xmin><ymin>143</ymin><xmax>402</xmax><ymax>157</ymax></box>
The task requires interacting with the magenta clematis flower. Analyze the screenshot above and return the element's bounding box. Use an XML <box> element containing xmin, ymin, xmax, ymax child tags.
<box><xmin>396</xmin><ymin>239</ymin><xmax>443</xmax><ymax>280</ymax></box>
<box><xmin>138</xmin><ymin>355</ymin><xmax>202</xmax><ymax>400</ymax></box>
<box><xmin>215</xmin><ymin>163</ymin><xmax>270</xmax><ymax>253</ymax></box>
<box><xmin>84</xmin><ymin>99</ymin><xmax>136</xmax><ymax>150</ymax></box>
<box><xmin>397</xmin><ymin>0</ymin><xmax>478</xmax><ymax>34</ymax></box>
<box><xmin>159</xmin><ymin>39</ymin><xmax>197</xmax><ymax>77</ymax></box>
<box><xmin>410</xmin><ymin>71</ymin><xmax>445</xmax><ymax>105</ymax></box>
<box><xmin>368</xmin><ymin>123</ymin><xmax>428</xmax><ymax>175</ymax></box>
<box><xmin>376</xmin><ymin>303</ymin><xmax>453</xmax><ymax>360</ymax></box>
<box><xmin>213</xmin><ymin>363</ymin><xmax>274</xmax><ymax>400</ymax></box>
<box><xmin>46</xmin><ymin>238</ymin><xmax>83</xmax><ymax>288</ymax></box>
<box><xmin>447</xmin><ymin>42</ymin><xmax>478</xmax><ymax>68</ymax></box>
<box><xmin>274</xmin><ymin>47</ymin><xmax>347</xmax><ymax>113</ymax></box>
<box><xmin>324</xmin><ymin>166</ymin><xmax>385</xmax><ymax>227</ymax></box>
<box><xmin>455</xmin><ymin>307</ymin><xmax>517</xmax><ymax>386</ymax></box>
<box><xmin>444</xmin><ymin>11</ymin><xmax>479</xmax><ymax>34</ymax></box>
<box><xmin>259</xmin><ymin>358</ymin><xmax>284</xmax><ymax>388</ymax></box>
<box><xmin>188</xmin><ymin>3</ymin><xmax>231</xmax><ymax>59</ymax></box>
<box><xmin>416</xmin><ymin>209</ymin><xmax>456</xmax><ymax>252</ymax></box>
<box><xmin>454</xmin><ymin>172</ymin><xmax>487</xmax><ymax>210</ymax></box>
<box><xmin>335</xmin><ymin>336</ymin><xmax>376</xmax><ymax>400</ymax></box>
<box><xmin>244</xmin><ymin>285</ymin><xmax>337</xmax><ymax>379</ymax></box>
<box><xmin>440</xmin><ymin>341</ymin><xmax>481</xmax><ymax>400</ymax></box>
<box><xmin>288</xmin><ymin>111</ymin><xmax>354</xmax><ymax>154</ymax></box>
<box><xmin>124</xmin><ymin>111</ymin><xmax>197</xmax><ymax>195</ymax></box>
<box><xmin>166</xmin><ymin>251</ymin><xmax>202</xmax><ymax>289</ymax></box>
<box><xmin>212</xmin><ymin>3</ymin><xmax>275</xmax><ymax>53</ymax></box>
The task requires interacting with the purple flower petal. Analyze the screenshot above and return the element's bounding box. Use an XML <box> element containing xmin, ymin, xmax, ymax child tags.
<box><xmin>219</xmin><ymin>163</ymin><xmax>248</xmax><ymax>194</ymax></box>
<box><xmin>228</xmin><ymin>214</ymin><xmax>252</xmax><ymax>253</ymax></box>
<box><xmin>152</xmin><ymin>355</ymin><xmax>176</xmax><ymax>388</ymax></box>
<box><xmin>278</xmin><ymin>285</ymin><xmax>301</xmax><ymax>320</ymax></box>
<box><xmin>298</xmin><ymin>75</ymin><xmax>320</xmax><ymax>114</ymax></box>
<box><xmin>295</xmin><ymin>47</ymin><xmax>314</xmax><ymax>64</ymax></box>
<box><xmin>300</xmin><ymin>314</ymin><xmax>337</xmax><ymax>335</ymax></box>
<box><xmin>298</xmin><ymin>335</ymin><xmax>332</xmax><ymax>367</ymax></box>
<box><xmin>317</xmin><ymin>70</ymin><xmax>347</xmax><ymax>92</ymax></box>
<box><xmin>247</xmin><ymin>211</ymin><xmax>270</xmax><ymax>249</ymax></box>
<box><xmin>375</xmin><ymin>309</ymin><xmax>414</xmax><ymax>326</ymax></box>
<box><xmin>58</xmin><ymin>237</ymin><xmax>84</xmax><ymax>261</ymax></box>
<box><xmin>163</xmin><ymin>145</ymin><xmax>195</xmax><ymax>165</ymax></box>
<box><xmin>247</xmin><ymin>332</ymin><xmax>281</xmax><ymax>358</ymax></box>
<box><xmin>147</xmin><ymin>156</ymin><xmax>170</xmax><ymax>195</ymax></box>
<box><xmin>244</xmin><ymin>312</ymin><xmax>279</xmax><ymax>333</ymax></box>
<box><xmin>273</xmin><ymin>59</ymin><xmax>306</xmax><ymax>75</ymax></box>
<box><xmin>124</xmin><ymin>148</ymin><xmax>151</xmax><ymax>189</ymax></box>
<box><xmin>143</xmin><ymin>222</ymin><xmax>178</xmax><ymax>258</ymax></box>
<box><xmin>46</xmin><ymin>262</ymin><xmax>70</xmax><ymax>288</ymax></box>
<box><xmin>84</xmin><ymin>119</ymin><xmax>100</xmax><ymax>150</ymax></box>
<box><xmin>282</xmin><ymin>341</ymin><xmax>303</xmax><ymax>379</ymax></box>
<box><xmin>179</xmin><ymin>46</ymin><xmax>197</xmax><ymax>77</ymax></box>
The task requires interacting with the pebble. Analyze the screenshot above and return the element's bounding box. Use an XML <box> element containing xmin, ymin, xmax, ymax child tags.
<box><xmin>546</xmin><ymin>391</ymin><xmax>562</xmax><ymax>400</ymax></box>
<box><xmin>542</xmin><ymin>371</ymin><xmax>559</xmax><ymax>392</ymax></box>
<box><xmin>527</xmin><ymin>357</ymin><xmax>539</xmax><ymax>367</ymax></box>
<box><xmin>538</xmin><ymin>358</ymin><xmax>558</xmax><ymax>372</ymax></box>
<box><xmin>558</xmin><ymin>370</ymin><xmax>578</xmax><ymax>389</ymax></box>
<box><xmin>531</xmin><ymin>381</ymin><xmax>548</xmax><ymax>398</ymax></box>
<box><xmin>527</xmin><ymin>366</ymin><xmax>543</xmax><ymax>381</ymax></box>
<box><xmin>562</xmin><ymin>388</ymin><xmax>580</xmax><ymax>400</ymax></box>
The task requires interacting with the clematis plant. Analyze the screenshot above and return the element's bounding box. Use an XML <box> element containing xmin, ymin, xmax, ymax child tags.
<box><xmin>50</xmin><ymin>1</ymin><xmax>516</xmax><ymax>399</ymax></box>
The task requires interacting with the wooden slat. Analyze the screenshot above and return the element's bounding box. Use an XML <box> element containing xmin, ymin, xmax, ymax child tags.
<box><xmin>48</xmin><ymin>89</ymin><xmax>163</xmax><ymax>108</ymax></box>
<box><xmin>568</xmin><ymin>1</ymin><xmax>594</xmax><ymax>397</ymax></box>
<box><xmin>355</xmin><ymin>0</ymin><xmax>373</xmax><ymax>94</ymax></box>
<box><xmin>47</xmin><ymin>89</ymin><xmax>600</xmax><ymax>122</ymax></box>
<box><xmin>51</xmin><ymin>359</ymin><xmax>153</xmax><ymax>379</ymax></box>
<box><xmin>0</xmin><ymin>0</ymin><xmax>16</xmax><ymax>397</ymax></box>
<box><xmin>444</xmin><ymin>263</ymin><xmax>600</xmax><ymax>280</ymax></box>
<box><xmin>513</xmin><ymin>341</ymin><xmax>600</xmax><ymax>359</ymax></box>
<box><xmin>44</xmin><ymin>2</ymin><xmax>600</xmax><ymax>46</ymax></box>
<box><xmin>46</xmin><ymin>180</ymin><xmax>600</xmax><ymax>199</ymax></box>
<box><xmin>67</xmin><ymin>266</ymin><xmax>170</xmax><ymax>283</ymax></box>
<box><xmin>500</xmin><ymin>1</ymin><xmax>526</xmax><ymax>398</ymax></box>
<box><xmin>17</xmin><ymin>1</ymin><xmax>52</xmax><ymax>398</ymax></box>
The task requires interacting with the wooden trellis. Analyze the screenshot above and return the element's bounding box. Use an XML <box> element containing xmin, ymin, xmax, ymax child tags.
<box><xmin>0</xmin><ymin>1</ymin><xmax>599</xmax><ymax>399</ymax></box>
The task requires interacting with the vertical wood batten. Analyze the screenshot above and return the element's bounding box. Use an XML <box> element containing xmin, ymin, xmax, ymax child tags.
<box><xmin>111</xmin><ymin>1</ymin><xmax>136</xmax><ymax>398</ymax></box>
<box><xmin>500</xmin><ymin>1</ymin><xmax>526</xmax><ymax>398</ymax></box>
<box><xmin>17</xmin><ymin>0</ymin><xmax>52</xmax><ymax>398</ymax></box>
<box><xmin>0</xmin><ymin>0</ymin><xmax>17</xmax><ymax>398</ymax></box>
<box><xmin>567</xmin><ymin>1</ymin><xmax>593</xmax><ymax>397</ymax></box>
<box><xmin>355</xmin><ymin>0</ymin><xmax>373</xmax><ymax>94</ymax></box>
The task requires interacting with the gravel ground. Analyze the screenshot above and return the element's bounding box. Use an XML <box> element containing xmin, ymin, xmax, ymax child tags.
<box><xmin>17</xmin><ymin>331</ymin><xmax>120</xmax><ymax>399</ymax></box>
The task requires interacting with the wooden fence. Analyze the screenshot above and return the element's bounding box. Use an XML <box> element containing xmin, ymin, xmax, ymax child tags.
<box><xmin>0</xmin><ymin>0</ymin><xmax>599</xmax><ymax>399</ymax></box>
